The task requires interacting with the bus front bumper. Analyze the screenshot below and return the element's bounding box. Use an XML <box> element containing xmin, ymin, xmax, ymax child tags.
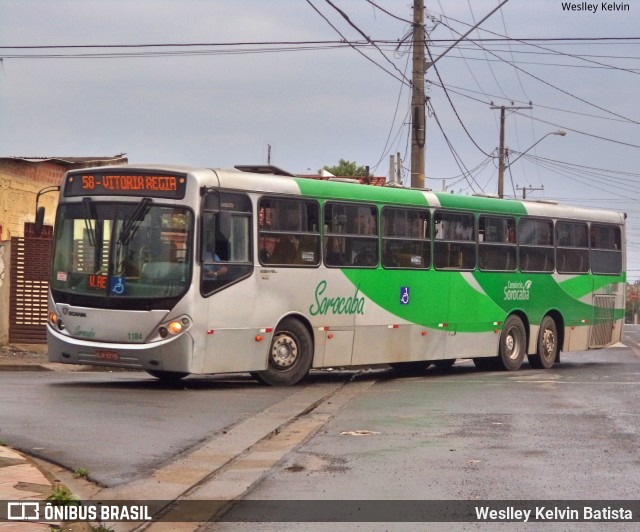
<box><xmin>47</xmin><ymin>324</ymin><xmax>194</xmax><ymax>373</ymax></box>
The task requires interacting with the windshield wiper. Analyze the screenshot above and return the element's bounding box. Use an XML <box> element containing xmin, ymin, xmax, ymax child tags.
<box><xmin>82</xmin><ymin>197</ymin><xmax>96</xmax><ymax>247</ymax></box>
<box><xmin>118</xmin><ymin>198</ymin><xmax>152</xmax><ymax>245</ymax></box>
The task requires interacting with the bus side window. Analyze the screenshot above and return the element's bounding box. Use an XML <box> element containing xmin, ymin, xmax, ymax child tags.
<box><xmin>434</xmin><ymin>211</ymin><xmax>475</xmax><ymax>271</ymax></box>
<box><xmin>478</xmin><ymin>215</ymin><xmax>516</xmax><ymax>272</ymax></box>
<box><xmin>519</xmin><ymin>218</ymin><xmax>554</xmax><ymax>273</ymax></box>
<box><xmin>556</xmin><ymin>221</ymin><xmax>589</xmax><ymax>274</ymax></box>
<box><xmin>381</xmin><ymin>207</ymin><xmax>430</xmax><ymax>269</ymax></box>
<box><xmin>258</xmin><ymin>197</ymin><xmax>320</xmax><ymax>267</ymax></box>
<box><xmin>324</xmin><ymin>202</ymin><xmax>378</xmax><ymax>268</ymax></box>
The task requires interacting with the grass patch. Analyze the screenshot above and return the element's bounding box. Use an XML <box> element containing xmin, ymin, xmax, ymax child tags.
<box><xmin>73</xmin><ymin>467</ymin><xmax>90</xmax><ymax>480</ymax></box>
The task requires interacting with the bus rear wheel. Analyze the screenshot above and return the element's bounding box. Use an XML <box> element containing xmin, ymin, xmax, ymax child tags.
<box><xmin>528</xmin><ymin>316</ymin><xmax>558</xmax><ymax>369</ymax></box>
<box><xmin>498</xmin><ymin>315</ymin><xmax>526</xmax><ymax>371</ymax></box>
<box><xmin>253</xmin><ymin>318</ymin><xmax>313</xmax><ymax>386</ymax></box>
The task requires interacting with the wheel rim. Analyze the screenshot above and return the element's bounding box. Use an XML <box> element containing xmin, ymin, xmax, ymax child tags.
<box><xmin>541</xmin><ymin>328</ymin><xmax>556</xmax><ymax>361</ymax></box>
<box><xmin>505</xmin><ymin>327</ymin><xmax>521</xmax><ymax>360</ymax></box>
<box><xmin>270</xmin><ymin>332</ymin><xmax>298</xmax><ymax>370</ymax></box>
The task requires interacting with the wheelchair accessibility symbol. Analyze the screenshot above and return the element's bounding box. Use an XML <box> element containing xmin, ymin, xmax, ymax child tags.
<box><xmin>110</xmin><ymin>276</ymin><xmax>126</xmax><ymax>295</ymax></box>
<box><xmin>400</xmin><ymin>286</ymin><xmax>410</xmax><ymax>305</ymax></box>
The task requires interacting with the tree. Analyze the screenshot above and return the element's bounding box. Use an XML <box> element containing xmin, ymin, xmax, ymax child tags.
<box><xmin>322</xmin><ymin>159</ymin><xmax>367</xmax><ymax>177</ymax></box>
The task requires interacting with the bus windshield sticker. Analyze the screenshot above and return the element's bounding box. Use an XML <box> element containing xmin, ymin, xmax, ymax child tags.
<box><xmin>110</xmin><ymin>276</ymin><xmax>126</xmax><ymax>295</ymax></box>
<box><xmin>64</xmin><ymin>172</ymin><xmax>187</xmax><ymax>199</ymax></box>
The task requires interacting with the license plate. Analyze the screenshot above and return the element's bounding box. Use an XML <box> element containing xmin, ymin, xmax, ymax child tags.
<box><xmin>95</xmin><ymin>349</ymin><xmax>119</xmax><ymax>361</ymax></box>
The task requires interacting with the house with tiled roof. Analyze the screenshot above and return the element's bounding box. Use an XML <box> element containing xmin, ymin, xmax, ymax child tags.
<box><xmin>0</xmin><ymin>154</ymin><xmax>128</xmax><ymax>240</ymax></box>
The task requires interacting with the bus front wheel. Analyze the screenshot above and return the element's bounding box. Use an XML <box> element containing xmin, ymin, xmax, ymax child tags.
<box><xmin>253</xmin><ymin>318</ymin><xmax>313</xmax><ymax>386</ymax></box>
<box><xmin>528</xmin><ymin>316</ymin><xmax>558</xmax><ymax>369</ymax></box>
<box><xmin>498</xmin><ymin>315</ymin><xmax>526</xmax><ymax>371</ymax></box>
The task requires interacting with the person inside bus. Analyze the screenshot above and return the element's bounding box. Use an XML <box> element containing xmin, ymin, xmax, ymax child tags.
<box><xmin>203</xmin><ymin>248</ymin><xmax>228</xmax><ymax>279</ymax></box>
<box><xmin>202</xmin><ymin>231</ymin><xmax>229</xmax><ymax>279</ymax></box>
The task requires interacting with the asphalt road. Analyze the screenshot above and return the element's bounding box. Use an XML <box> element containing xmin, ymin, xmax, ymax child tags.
<box><xmin>231</xmin><ymin>341</ymin><xmax>640</xmax><ymax>500</ymax></box>
<box><xmin>0</xmin><ymin>371</ymin><xmax>306</xmax><ymax>485</ymax></box>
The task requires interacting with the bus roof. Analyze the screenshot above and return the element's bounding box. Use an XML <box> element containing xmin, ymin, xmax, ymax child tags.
<box><xmin>67</xmin><ymin>164</ymin><xmax>626</xmax><ymax>225</ymax></box>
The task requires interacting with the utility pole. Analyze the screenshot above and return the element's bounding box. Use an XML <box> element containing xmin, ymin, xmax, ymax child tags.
<box><xmin>516</xmin><ymin>184</ymin><xmax>544</xmax><ymax>199</ymax></box>
<box><xmin>389</xmin><ymin>154</ymin><xmax>396</xmax><ymax>185</ymax></box>
<box><xmin>396</xmin><ymin>152</ymin><xmax>402</xmax><ymax>185</ymax></box>
<box><xmin>490</xmin><ymin>104</ymin><xmax>532</xmax><ymax>198</ymax></box>
<box><xmin>410</xmin><ymin>0</ymin><xmax>426</xmax><ymax>189</ymax></box>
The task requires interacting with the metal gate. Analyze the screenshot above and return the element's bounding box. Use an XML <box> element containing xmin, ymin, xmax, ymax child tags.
<box><xmin>589</xmin><ymin>295</ymin><xmax>616</xmax><ymax>348</ymax></box>
<box><xmin>9</xmin><ymin>234</ymin><xmax>52</xmax><ymax>344</ymax></box>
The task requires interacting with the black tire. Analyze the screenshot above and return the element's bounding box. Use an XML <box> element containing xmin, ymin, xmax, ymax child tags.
<box><xmin>433</xmin><ymin>359</ymin><xmax>456</xmax><ymax>370</ymax></box>
<box><xmin>498</xmin><ymin>315</ymin><xmax>526</xmax><ymax>371</ymax></box>
<box><xmin>389</xmin><ymin>361</ymin><xmax>432</xmax><ymax>374</ymax></box>
<box><xmin>528</xmin><ymin>315</ymin><xmax>558</xmax><ymax>369</ymax></box>
<box><xmin>473</xmin><ymin>357</ymin><xmax>500</xmax><ymax>371</ymax></box>
<box><xmin>146</xmin><ymin>370</ymin><xmax>189</xmax><ymax>383</ymax></box>
<box><xmin>253</xmin><ymin>318</ymin><xmax>313</xmax><ymax>386</ymax></box>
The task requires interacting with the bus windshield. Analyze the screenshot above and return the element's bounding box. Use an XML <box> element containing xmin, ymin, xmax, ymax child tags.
<box><xmin>51</xmin><ymin>201</ymin><xmax>193</xmax><ymax>305</ymax></box>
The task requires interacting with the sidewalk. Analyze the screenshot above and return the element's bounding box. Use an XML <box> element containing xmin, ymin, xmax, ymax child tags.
<box><xmin>0</xmin><ymin>446</ymin><xmax>56</xmax><ymax>531</ymax></box>
<box><xmin>0</xmin><ymin>344</ymin><xmax>126</xmax><ymax>372</ymax></box>
<box><xmin>0</xmin><ymin>344</ymin><xmax>50</xmax><ymax>371</ymax></box>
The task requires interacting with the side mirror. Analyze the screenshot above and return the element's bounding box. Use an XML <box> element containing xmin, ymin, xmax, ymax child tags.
<box><xmin>34</xmin><ymin>206</ymin><xmax>45</xmax><ymax>236</ymax></box>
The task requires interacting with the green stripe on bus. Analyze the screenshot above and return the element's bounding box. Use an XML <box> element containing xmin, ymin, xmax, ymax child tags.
<box><xmin>433</xmin><ymin>192</ymin><xmax>528</xmax><ymax>215</ymax></box>
<box><xmin>294</xmin><ymin>178</ymin><xmax>430</xmax><ymax>206</ymax></box>
<box><xmin>342</xmin><ymin>268</ymin><xmax>619</xmax><ymax>333</ymax></box>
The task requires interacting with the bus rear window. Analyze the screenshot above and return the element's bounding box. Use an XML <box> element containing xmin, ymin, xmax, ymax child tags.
<box><xmin>591</xmin><ymin>224</ymin><xmax>622</xmax><ymax>275</ymax></box>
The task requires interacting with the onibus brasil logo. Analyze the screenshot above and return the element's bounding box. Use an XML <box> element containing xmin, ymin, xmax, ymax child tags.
<box><xmin>504</xmin><ymin>280</ymin><xmax>532</xmax><ymax>301</ymax></box>
<box><xmin>309</xmin><ymin>280</ymin><xmax>365</xmax><ymax>316</ymax></box>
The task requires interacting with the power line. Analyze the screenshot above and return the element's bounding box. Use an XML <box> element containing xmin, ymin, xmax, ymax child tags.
<box><xmin>425</xmin><ymin>45</ymin><xmax>492</xmax><ymax>157</ymax></box>
<box><xmin>427</xmin><ymin>78</ymin><xmax>633</xmax><ymax>123</ymax></box>
<box><xmin>362</xmin><ymin>0</ymin><xmax>413</xmax><ymax>25</ymax></box>
<box><xmin>435</xmin><ymin>17</ymin><xmax>640</xmax><ymax>124</ymax></box>
<box><xmin>305</xmin><ymin>0</ymin><xmax>410</xmax><ymax>87</ymax></box>
<box><xmin>434</xmin><ymin>12</ymin><xmax>640</xmax><ymax>78</ymax></box>
<box><xmin>428</xmin><ymin>101</ymin><xmax>483</xmax><ymax>193</ymax></box>
<box><xmin>512</xmin><ymin>111</ymin><xmax>640</xmax><ymax>149</ymax></box>
<box><xmin>321</xmin><ymin>0</ymin><xmax>411</xmax><ymax>84</ymax></box>
<box><xmin>3</xmin><ymin>36</ymin><xmax>640</xmax><ymax>50</ymax></box>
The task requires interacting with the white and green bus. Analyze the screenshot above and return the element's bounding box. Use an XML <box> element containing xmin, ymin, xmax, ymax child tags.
<box><xmin>43</xmin><ymin>164</ymin><xmax>625</xmax><ymax>385</ymax></box>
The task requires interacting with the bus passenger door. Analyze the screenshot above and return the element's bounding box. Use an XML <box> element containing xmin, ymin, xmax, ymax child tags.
<box><xmin>444</xmin><ymin>272</ymin><xmax>497</xmax><ymax>359</ymax></box>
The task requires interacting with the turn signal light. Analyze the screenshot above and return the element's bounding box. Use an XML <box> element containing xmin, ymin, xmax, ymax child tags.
<box><xmin>167</xmin><ymin>321</ymin><xmax>183</xmax><ymax>335</ymax></box>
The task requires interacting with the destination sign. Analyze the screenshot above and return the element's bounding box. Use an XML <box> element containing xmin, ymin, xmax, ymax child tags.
<box><xmin>64</xmin><ymin>172</ymin><xmax>187</xmax><ymax>199</ymax></box>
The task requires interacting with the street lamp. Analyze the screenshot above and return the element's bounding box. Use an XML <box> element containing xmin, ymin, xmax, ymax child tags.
<box><xmin>498</xmin><ymin>130</ymin><xmax>567</xmax><ymax>198</ymax></box>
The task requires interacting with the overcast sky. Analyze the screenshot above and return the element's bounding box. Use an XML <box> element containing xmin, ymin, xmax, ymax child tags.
<box><xmin>2</xmin><ymin>0</ymin><xmax>640</xmax><ymax>280</ymax></box>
